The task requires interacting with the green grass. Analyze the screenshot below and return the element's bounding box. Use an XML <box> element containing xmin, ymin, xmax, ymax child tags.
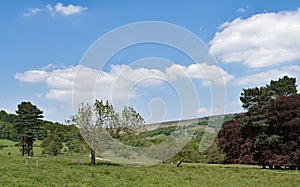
<box><xmin>0</xmin><ymin>142</ymin><xmax>43</xmax><ymax>156</ymax></box>
<box><xmin>0</xmin><ymin>146</ymin><xmax>299</xmax><ymax>187</ymax></box>
<box><xmin>0</xmin><ymin>139</ymin><xmax>18</xmax><ymax>147</ymax></box>
<box><xmin>1</xmin><ymin>139</ymin><xmax>299</xmax><ymax>186</ymax></box>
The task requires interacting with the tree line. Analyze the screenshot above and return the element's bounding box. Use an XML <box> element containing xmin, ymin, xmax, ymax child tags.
<box><xmin>0</xmin><ymin>99</ymin><xmax>146</xmax><ymax>163</ymax></box>
<box><xmin>0</xmin><ymin>103</ymin><xmax>85</xmax><ymax>156</ymax></box>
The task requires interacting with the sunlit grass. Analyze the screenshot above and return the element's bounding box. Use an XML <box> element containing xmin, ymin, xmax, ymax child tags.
<box><xmin>0</xmin><ymin>147</ymin><xmax>299</xmax><ymax>187</ymax></box>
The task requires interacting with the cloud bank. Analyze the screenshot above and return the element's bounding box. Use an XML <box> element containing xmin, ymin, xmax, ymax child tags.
<box><xmin>15</xmin><ymin>63</ymin><xmax>233</xmax><ymax>103</ymax></box>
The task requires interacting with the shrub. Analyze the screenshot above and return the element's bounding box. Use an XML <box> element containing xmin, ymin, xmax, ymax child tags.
<box><xmin>41</xmin><ymin>134</ymin><xmax>63</xmax><ymax>156</ymax></box>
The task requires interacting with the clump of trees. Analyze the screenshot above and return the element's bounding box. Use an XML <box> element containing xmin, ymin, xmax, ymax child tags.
<box><xmin>258</xmin><ymin>95</ymin><xmax>300</xmax><ymax>169</ymax></box>
<box><xmin>218</xmin><ymin>76</ymin><xmax>300</xmax><ymax>169</ymax></box>
<box><xmin>0</xmin><ymin>110</ymin><xmax>18</xmax><ymax>140</ymax></box>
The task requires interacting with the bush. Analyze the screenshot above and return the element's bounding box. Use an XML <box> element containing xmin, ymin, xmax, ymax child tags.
<box><xmin>41</xmin><ymin>134</ymin><xmax>63</xmax><ymax>156</ymax></box>
<box><xmin>66</xmin><ymin>139</ymin><xmax>89</xmax><ymax>153</ymax></box>
<box><xmin>206</xmin><ymin>142</ymin><xmax>225</xmax><ymax>164</ymax></box>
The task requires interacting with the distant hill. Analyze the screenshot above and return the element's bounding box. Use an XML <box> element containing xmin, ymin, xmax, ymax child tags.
<box><xmin>145</xmin><ymin>113</ymin><xmax>238</xmax><ymax>130</ymax></box>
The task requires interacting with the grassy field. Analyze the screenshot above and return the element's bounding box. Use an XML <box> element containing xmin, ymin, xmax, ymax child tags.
<box><xmin>1</xmin><ymin>141</ymin><xmax>300</xmax><ymax>186</ymax></box>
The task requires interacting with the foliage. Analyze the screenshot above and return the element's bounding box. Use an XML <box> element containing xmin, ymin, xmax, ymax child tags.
<box><xmin>206</xmin><ymin>142</ymin><xmax>225</xmax><ymax>164</ymax></box>
<box><xmin>37</xmin><ymin>121</ymin><xmax>82</xmax><ymax>143</ymax></box>
<box><xmin>121</xmin><ymin>106</ymin><xmax>145</xmax><ymax>131</ymax></box>
<box><xmin>15</xmin><ymin>101</ymin><xmax>43</xmax><ymax>156</ymax></box>
<box><xmin>73</xmin><ymin>100</ymin><xmax>146</xmax><ymax>164</ymax></box>
<box><xmin>1</xmin><ymin>105</ymin><xmax>85</xmax><ymax>156</ymax></box>
<box><xmin>168</xmin><ymin>129</ymin><xmax>208</xmax><ymax>163</ymax></box>
<box><xmin>0</xmin><ymin>121</ymin><xmax>17</xmax><ymax>140</ymax></box>
<box><xmin>254</xmin><ymin>95</ymin><xmax>300</xmax><ymax>169</ymax></box>
<box><xmin>170</xmin><ymin>143</ymin><xmax>206</xmax><ymax>163</ymax></box>
<box><xmin>66</xmin><ymin>139</ymin><xmax>89</xmax><ymax>153</ymax></box>
<box><xmin>0</xmin><ymin>110</ymin><xmax>18</xmax><ymax>141</ymax></box>
<box><xmin>218</xmin><ymin>115</ymin><xmax>255</xmax><ymax>164</ymax></box>
<box><xmin>40</xmin><ymin>133</ymin><xmax>63</xmax><ymax>156</ymax></box>
<box><xmin>73</xmin><ymin>103</ymin><xmax>98</xmax><ymax>165</ymax></box>
<box><xmin>116</xmin><ymin>106</ymin><xmax>145</xmax><ymax>146</ymax></box>
<box><xmin>0</xmin><ymin>110</ymin><xmax>17</xmax><ymax>123</ymax></box>
<box><xmin>218</xmin><ymin>76</ymin><xmax>299</xmax><ymax>168</ymax></box>
<box><xmin>140</xmin><ymin>126</ymin><xmax>177</xmax><ymax>138</ymax></box>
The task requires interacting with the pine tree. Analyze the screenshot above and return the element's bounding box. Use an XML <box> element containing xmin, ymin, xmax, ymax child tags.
<box><xmin>15</xmin><ymin>101</ymin><xmax>43</xmax><ymax>156</ymax></box>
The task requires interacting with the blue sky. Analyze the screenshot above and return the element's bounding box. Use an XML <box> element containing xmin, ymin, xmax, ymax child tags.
<box><xmin>1</xmin><ymin>0</ymin><xmax>300</xmax><ymax>123</ymax></box>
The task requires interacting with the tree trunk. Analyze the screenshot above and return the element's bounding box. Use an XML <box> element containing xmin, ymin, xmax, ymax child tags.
<box><xmin>27</xmin><ymin>141</ymin><xmax>33</xmax><ymax>157</ymax></box>
<box><xmin>91</xmin><ymin>149</ymin><xmax>96</xmax><ymax>165</ymax></box>
<box><xmin>21</xmin><ymin>137</ymin><xmax>25</xmax><ymax>156</ymax></box>
<box><xmin>22</xmin><ymin>143</ymin><xmax>25</xmax><ymax>156</ymax></box>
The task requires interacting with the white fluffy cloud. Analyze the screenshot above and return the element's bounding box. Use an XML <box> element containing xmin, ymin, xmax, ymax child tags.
<box><xmin>52</xmin><ymin>2</ymin><xmax>88</xmax><ymax>16</ymax></box>
<box><xmin>15</xmin><ymin>70</ymin><xmax>48</xmax><ymax>82</ymax></box>
<box><xmin>210</xmin><ymin>8</ymin><xmax>300</xmax><ymax>68</ymax></box>
<box><xmin>15</xmin><ymin>63</ymin><xmax>233</xmax><ymax>103</ymax></box>
<box><xmin>235</xmin><ymin>65</ymin><xmax>300</xmax><ymax>86</ymax></box>
<box><xmin>166</xmin><ymin>63</ymin><xmax>234</xmax><ymax>86</ymax></box>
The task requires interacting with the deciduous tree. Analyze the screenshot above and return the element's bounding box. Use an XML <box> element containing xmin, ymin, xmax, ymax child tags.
<box><xmin>218</xmin><ymin>76</ymin><xmax>299</xmax><ymax>168</ymax></box>
<box><xmin>73</xmin><ymin>100</ymin><xmax>146</xmax><ymax>164</ymax></box>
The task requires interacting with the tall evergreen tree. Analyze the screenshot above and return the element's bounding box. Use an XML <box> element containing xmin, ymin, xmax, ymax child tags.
<box><xmin>15</xmin><ymin>101</ymin><xmax>43</xmax><ymax>156</ymax></box>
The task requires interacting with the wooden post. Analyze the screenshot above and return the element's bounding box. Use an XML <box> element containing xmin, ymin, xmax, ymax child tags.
<box><xmin>35</xmin><ymin>159</ymin><xmax>39</xmax><ymax>168</ymax></box>
<box><xmin>25</xmin><ymin>157</ymin><xmax>30</xmax><ymax>166</ymax></box>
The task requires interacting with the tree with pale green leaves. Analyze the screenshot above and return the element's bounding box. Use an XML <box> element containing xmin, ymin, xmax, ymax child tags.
<box><xmin>73</xmin><ymin>100</ymin><xmax>145</xmax><ymax>164</ymax></box>
<box><xmin>73</xmin><ymin>103</ymin><xmax>98</xmax><ymax>165</ymax></box>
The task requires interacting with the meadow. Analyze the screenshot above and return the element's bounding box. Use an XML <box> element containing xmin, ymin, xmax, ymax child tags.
<box><xmin>0</xmin><ymin>139</ymin><xmax>299</xmax><ymax>187</ymax></box>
